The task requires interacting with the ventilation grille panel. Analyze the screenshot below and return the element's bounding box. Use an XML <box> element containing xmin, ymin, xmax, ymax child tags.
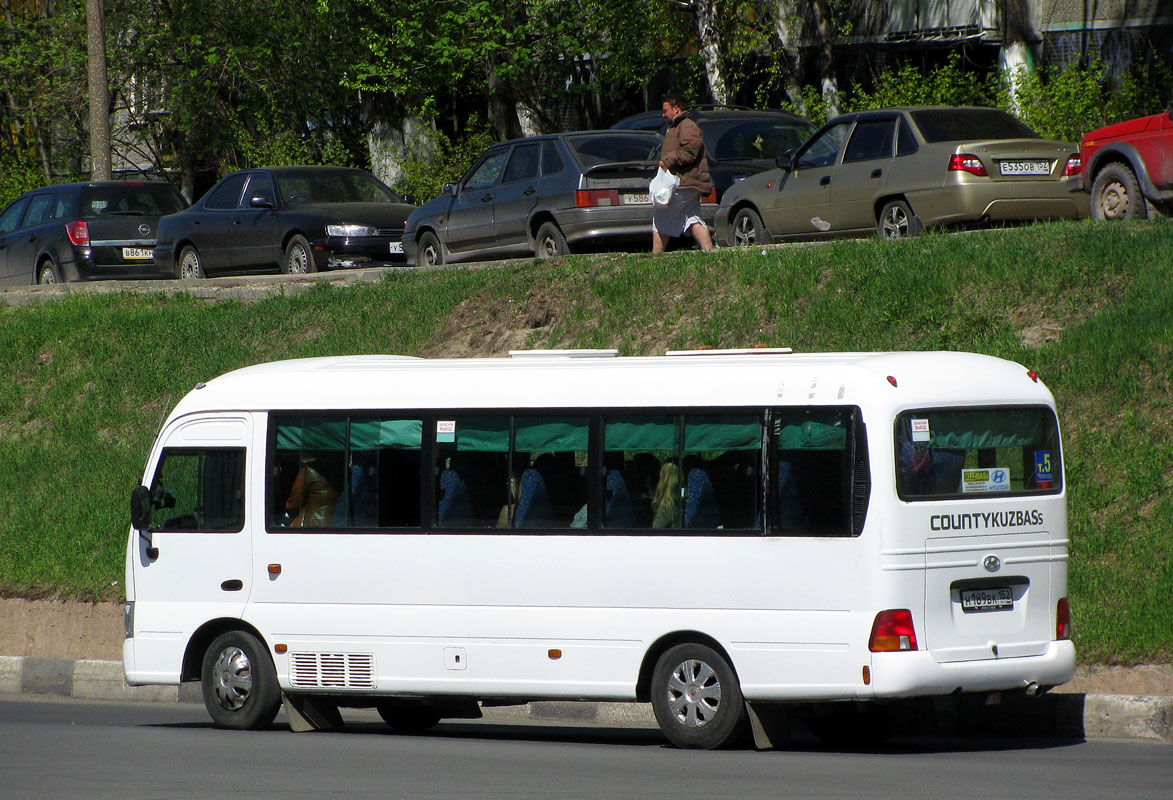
<box><xmin>289</xmin><ymin>652</ymin><xmax>375</xmax><ymax>689</ymax></box>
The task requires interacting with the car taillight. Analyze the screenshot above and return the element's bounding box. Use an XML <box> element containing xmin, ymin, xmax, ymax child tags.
<box><xmin>701</xmin><ymin>187</ymin><xmax>717</xmax><ymax>204</ymax></box>
<box><xmin>575</xmin><ymin>189</ymin><xmax>621</xmax><ymax>207</ymax></box>
<box><xmin>869</xmin><ymin>609</ymin><xmax>918</xmax><ymax>652</ymax></box>
<box><xmin>65</xmin><ymin>220</ymin><xmax>90</xmax><ymax>246</ymax></box>
<box><xmin>948</xmin><ymin>154</ymin><xmax>987</xmax><ymax>176</ymax></box>
<box><xmin>1064</xmin><ymin>155</ymin><xmax>1082</xmax><ymax>176</ymax></box>
<box><xmin>1056</xmin><ymin>597</ymin><xmax>1071</xmax><ymax>640</ymax></box>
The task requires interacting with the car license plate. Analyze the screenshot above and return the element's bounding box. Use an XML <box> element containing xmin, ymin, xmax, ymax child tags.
<box><xmin>122</xmin><ymin>247</ymin><xmax>153</xmax><ymax>260</ymax></box>
<box><xmin>389</xmin><ymin>241</ymin><xmax>403</xmax><ymax>254</ymax></box>
<box><xmin>999</xmin><ymin>160</ymin><xmax>1050</xmax><ymax>176</ymax></box>
<box><xmin>621</xmin><ymin>193</ymin><xmax>651</xmax><ymax>205</ymax></box>
<box><xmin>961</xmin><ymin>587</ymin><xmax>1014</xmax><ymax>613</ymax></box>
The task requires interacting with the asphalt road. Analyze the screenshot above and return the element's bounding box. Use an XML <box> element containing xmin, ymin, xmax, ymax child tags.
<box><xmin>2</xmin><ymin>697</ymin><xmax>1169</xmax><ymax>799</ymax></box>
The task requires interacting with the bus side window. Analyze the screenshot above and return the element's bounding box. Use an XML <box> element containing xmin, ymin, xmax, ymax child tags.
<box><xmin>772</xmin><ymin>408</ymin><xmax>854</xmax><ymax>536</ymax></box>
<box><xmin>150</xmin><ymin>448</ymin><xmax>245</xmax><ymax>533</ymax></box>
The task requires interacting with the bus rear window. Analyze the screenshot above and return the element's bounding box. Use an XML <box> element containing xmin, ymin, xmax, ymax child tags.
<box><xmin>895</xmin><ymin>407</ymin><xmax>1061</xmax><ymax>500</ymax></box>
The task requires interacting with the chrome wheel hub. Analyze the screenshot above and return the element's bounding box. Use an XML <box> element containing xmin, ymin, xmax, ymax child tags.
<box><xmin>211</xmin><ymin>646</ymin><xmax>252</xmax><ymax>711</ymax></box>
<box><xmin>666</xmin><ymin>659</ymin><xmax>721</xmax><ymax>728</ymax></box>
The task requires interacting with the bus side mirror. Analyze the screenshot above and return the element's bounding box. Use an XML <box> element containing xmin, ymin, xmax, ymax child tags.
<box><xmin>130</xmin><ymin>485</ymin><xmax>159</xmax><ymax>559</ymax></box>
<box><xmin>130</xmin><ymin>485</ymin><xmax>152</xmax><ymax>530</ymax></box>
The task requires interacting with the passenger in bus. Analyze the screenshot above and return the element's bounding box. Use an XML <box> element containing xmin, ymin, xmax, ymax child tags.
<box><xmin>651</xmin><ymin>462</ymin><xmax>682</xmax><ymax>528</ymax></box>
<box><xmin>285</xmin><ymin>456</ymin><xmax>340</xmax><ymax>527</ymax></box>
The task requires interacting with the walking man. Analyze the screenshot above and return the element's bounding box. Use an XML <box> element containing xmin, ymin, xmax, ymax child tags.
<box><xmin>653</xmin><ymin>96</ymin><xmax>714</xmax><ymax>253</ymax></box>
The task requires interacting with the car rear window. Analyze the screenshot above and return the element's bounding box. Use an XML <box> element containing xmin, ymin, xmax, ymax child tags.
<box><xmin>81</xmin><ymin>183</ymin><xmax>187</xmax><ymax>217</ymax></box>
<box><xmin>910</xmin><ymin>109</ymin><xmax>1039</xmax><ymax>143</ymax></box>
<box><xmin>565</xmin><ymin>134</ymin><xmax>659</xmax><ymax>168</ymax></box>
<box><xmin>704</xmin><ymin>119</ymin><xmax>814</xmax><ymax>161</ymax></box>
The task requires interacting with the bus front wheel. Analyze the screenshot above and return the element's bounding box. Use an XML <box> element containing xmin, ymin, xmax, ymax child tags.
<box><xmin>650</xmin><ymin>642</ymin><xmax>747</xmax><ymax>749</ymax></box>
<box><xmin>200</xmin><ymin>630</ymin><xmax>281</xmax><ymax>730</ymax></box>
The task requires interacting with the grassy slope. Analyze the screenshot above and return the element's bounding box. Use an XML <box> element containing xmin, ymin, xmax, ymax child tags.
<box><xmin>1</xmin><ymin>221</ymin><xmax>1169</xmax><ymax>664</ymax></box>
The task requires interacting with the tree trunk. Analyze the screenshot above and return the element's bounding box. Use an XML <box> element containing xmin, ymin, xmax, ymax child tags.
<box><xmin>85</xmin><ymin>0</ymin><xmax>111</xmax><ymax>180</ymax></box>
<box><xmin>692</xmin><ymin>0</ymin><xmax>728</xmax><ymax>105</ymax></box>
<box><xmin>810</xmin><ymin>0</ymin><xmax>839</xmax><ymax>117</ymax></box>
<box><xmin>773</xmin><ymin>1</ymin><xmax>805</xmax><ymax>111</ymax></box>
<box><xmin>368</xmin><ymin>116</ymin><xmax>440</xmax><ymax>198</ymax></box>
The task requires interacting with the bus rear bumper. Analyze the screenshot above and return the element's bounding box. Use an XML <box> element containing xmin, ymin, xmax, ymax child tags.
<box><xmin>870</xmin><ymin>640</ymin><xmax>1076</xmax><ymax>698</ymax></box>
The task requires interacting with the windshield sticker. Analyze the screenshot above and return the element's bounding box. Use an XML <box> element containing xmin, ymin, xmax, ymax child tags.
<box><xmin>1034</xmin><ymin>450</ymin><xmax>1054</xmax><ymax>489</ymax></box>
<box><xmin>437</xmin><ymin>420</ymin><xmax>456</xmax><ymax>444</ymax></box>
<box><xmin>961</xmin><ymin>467</ymin><xmax>1011</xmax><ymax>493</ymax></box>
<box><xmin>910</xmin><ymin>418</ymin><xmax>931</xmax><ymax>442</ymax></box>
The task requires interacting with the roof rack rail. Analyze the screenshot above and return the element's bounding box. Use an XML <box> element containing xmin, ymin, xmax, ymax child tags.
<box><xmin>508</xmin><ymin>349</ymin><xmax>619</xmax><ymax>359</ymax></box>
<box><xmin>664</xmin><ymin>347</ymin><xmax>793</xmax><ymax>356</ymax></box>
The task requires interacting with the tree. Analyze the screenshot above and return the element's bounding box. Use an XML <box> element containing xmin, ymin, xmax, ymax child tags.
<box><xmin>85</xmin><ymin>0</ymin><xmax>111</xmax><ymax>179</ymax></box>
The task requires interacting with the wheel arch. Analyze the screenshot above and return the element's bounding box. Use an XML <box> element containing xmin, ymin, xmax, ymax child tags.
<box><xmin>874</xmin><ymin>192</ymin><xmax>914</xmax><ymax>222</ymax></box>
<box><xmin>726</xmin><ymin>199</ymin><xmax>769</xmax><ymax>243</ymax></box>
<box><xmin>635</xmin><ymin>630</ymin><xmax>740</xmax><ymax>703</ymax></box>
<box><xmin>181</xmin><ymin>617</ymin><xmax>270</xmax><ymax>682</ymax></box>
<box><xmin>1086</xmin><ymin>143</ymin><xmax>1160</xmax><ymax>201</ymax></box>
<box><xmin>528</xmin><ymin>210</ymin><xmax>559</xmax><ymax>245</ymax></box>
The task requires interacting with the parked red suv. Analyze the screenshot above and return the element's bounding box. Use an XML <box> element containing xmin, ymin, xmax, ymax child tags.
<box><xmin>1080</xmin><ymin>99</ymin><xmax>1173</xmax><ymax>220</ymax></box>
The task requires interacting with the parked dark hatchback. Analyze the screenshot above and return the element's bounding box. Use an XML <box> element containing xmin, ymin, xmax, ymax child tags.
<box><xmin>403</xmin><ymin>131</ymin><xmax>661</xmax><ymax>266</ymax></box>
<box><xmin>613</xmin><ymin>107</ymin><xmax>818</xmax><ymax>202</ymax></box>
<box><xmin>153</xmin><ymin>166</ymin><xmax>416</xmax><ymax>279</ymax></box>
<box><xmin>0</xmin><ymin>180</ymin><xmax>187</xmax><ymax>285</ymax></box>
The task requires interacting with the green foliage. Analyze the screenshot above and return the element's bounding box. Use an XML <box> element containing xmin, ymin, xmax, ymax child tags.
<box><xmin>2</xmin><ymin>223</ymin><xmax>1172</xmax><ymax>667</ymax></box>
<box><xmin>846</xmin><ymin>54</ymin><xmax>1000</xmax><ymax>112</ymax></box>
<box><xmin>227</xmin><ymin>112</ymin><xmax>357</xmax><ymax>172</ymax></box>
<box><xmin>396</xmin><ymin>114</ymin><xmax>495</xmax><ymax>202</ymax></box>
<box><xmin>0</xmin><ymin>150</ymin><xmax>45</xmax><ymax>208</ymax></box>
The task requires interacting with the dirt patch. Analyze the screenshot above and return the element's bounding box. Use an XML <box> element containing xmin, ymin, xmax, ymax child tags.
<box><xmin>0</xmin><ymin>598</ymin><xmax>123</xmax><ymax>661</ymax></box>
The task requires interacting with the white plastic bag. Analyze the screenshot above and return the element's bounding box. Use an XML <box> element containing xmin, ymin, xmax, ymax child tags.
<box><xmin>650</xmin><ymin>167</ymin><xmax>679</xmax><ymax>208</ymax></box>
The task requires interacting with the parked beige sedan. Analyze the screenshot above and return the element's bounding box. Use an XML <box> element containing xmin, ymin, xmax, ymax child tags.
<box><xmin>715</xmin><ymin>106</ymin><xmax>1087</xmax><ymax>246</ymax></box>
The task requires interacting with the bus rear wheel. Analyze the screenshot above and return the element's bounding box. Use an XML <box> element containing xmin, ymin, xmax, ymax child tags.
<box><xmin>650</xmin><ymin>643</ymin><xmax>747</xmax><ymax>749</ymax></box>
<box><xmin>200</xmin><ymin>630</ymin><xmax>281</xmax><ymax>730</ymax></box>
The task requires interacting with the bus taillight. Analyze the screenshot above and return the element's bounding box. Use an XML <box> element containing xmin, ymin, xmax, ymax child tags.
<box><xmin>1056</xmin><ymin>597</ymin><xmax>1071</xmax><ymax>640</ymax></box>
<box><xmin>869</xmin><ymin>609</ymin><xmax>918</xmax><ymax>652</ymax></box>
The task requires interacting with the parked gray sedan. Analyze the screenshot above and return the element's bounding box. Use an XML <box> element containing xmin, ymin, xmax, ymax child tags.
<box><xmin>403</xmin><ymin>131</ymin><xmax>661</xmax><ymax>265</ymax></box>
<box><xmin>715</xmin><ymin>106</ymin><xmax>1087</xmax><ymax>246</ymax></box>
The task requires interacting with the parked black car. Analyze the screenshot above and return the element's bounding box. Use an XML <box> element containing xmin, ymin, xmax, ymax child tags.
<box><xmin>613</xmin><ymin>107</ymin><xmax>818</xmax><ymax>201</ymax></box>
<box><xmin>0</xmin><ymin>180</ymin><xmax>187</xmax><ymax>285</ymax></box>
<box><xmin>403</xmin><ymin>131</ymin><xmax>662</xmax><ymax>266</ymax></box>
<box><xmin>153</xmin><ymin>166</ymin><xmax>416</xmax><ymax>279</ymax></box>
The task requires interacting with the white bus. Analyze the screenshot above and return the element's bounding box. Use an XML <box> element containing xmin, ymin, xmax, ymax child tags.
<box><xmin>124</xmin><ymin>349</ymin><xmax>1074</xmax><ymax>749</ymax></box>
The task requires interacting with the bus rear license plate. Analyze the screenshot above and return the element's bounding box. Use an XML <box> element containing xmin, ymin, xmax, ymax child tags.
<box><xmin>389</xmin><ymin>242</ymin><xmax>404</xmax><ymax>254</ymax></box>
<box><xmin>961</xmin><ymin>587</ymin><xmax>1013</xmax><ymax>612</ymax></box>
<box><xmin>122</xmin><ymin>247</ymin><xmax>154</xmax><ymax>260</ymax></box>
<box><xmin>622</xmin><ymin>193</ymin><xmax>650</xmax><ymax>205</ymax></box>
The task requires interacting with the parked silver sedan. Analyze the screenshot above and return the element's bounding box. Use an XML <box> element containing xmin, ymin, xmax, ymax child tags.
<box><xmin>715</xmin><ymin>106</ymin><xmax>1087</xmax><ymax>246</ymax></box>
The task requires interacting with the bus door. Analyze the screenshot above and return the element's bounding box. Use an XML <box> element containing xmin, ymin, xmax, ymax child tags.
<box><xmin>128</xmin><ymin>414</ymin><xmax>254</xmax><ymax>683</ymax></box>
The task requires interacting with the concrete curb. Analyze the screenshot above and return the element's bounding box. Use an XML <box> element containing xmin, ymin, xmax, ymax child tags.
<box><xmin>2</xmin><ymin>656</ymin><xmax>1169</xmax><ymax>743</ymax></box>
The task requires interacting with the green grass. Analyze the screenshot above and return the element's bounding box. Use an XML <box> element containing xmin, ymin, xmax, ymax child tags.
<box><xmin>1</xmin><ymin>220</ymin><xmax>1171</xmax><ymax>664</ymax></box>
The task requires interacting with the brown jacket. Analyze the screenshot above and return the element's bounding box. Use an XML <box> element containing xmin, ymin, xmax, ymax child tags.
<box><xmin>662</xmin><ymin>111</ymin><xmax>712</xmax><ymax>194</ymax></box>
